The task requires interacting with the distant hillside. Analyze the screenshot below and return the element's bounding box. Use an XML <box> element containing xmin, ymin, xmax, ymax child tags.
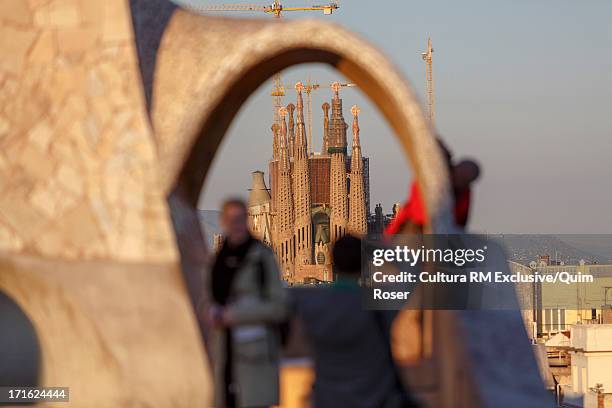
<box><xmin>556</xmin><ymin>235</ymin><xmax>612</xmax><ymax>264</ymax></box>
<box><xmin>495</xmin><ymin>234</ymin><xmax>611</xmax><ymax>265</ymax></box>
<box><xmin>197</xmin><ymin>210</ymin><xmax>221</xmax><ymax>247</ymax></box>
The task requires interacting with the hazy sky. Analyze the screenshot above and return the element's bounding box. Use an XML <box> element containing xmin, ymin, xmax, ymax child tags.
<box><xmin>184</xmin><ymin>0</ymin><xmax>612</xmax><ymax>234</ymax></box>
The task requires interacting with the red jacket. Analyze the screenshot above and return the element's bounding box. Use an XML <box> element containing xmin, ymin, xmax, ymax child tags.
<box><xmin>384</xmin><ymin>182</ymin><xmax>471</xmax><ymax>235</ymax></box>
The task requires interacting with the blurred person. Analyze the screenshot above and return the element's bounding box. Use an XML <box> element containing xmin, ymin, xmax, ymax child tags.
<box><xmin>385</xmin><ymin>139</ymin><xmax>480</xmax><ymax>234</ymax></box>
<box><xmin>295</xmin><ymin>235</ymin><xmax>420</xmax><ymax>408</ymax></box>
<box><xmin>383</xmin><ymin>139</ymin><xmax>480</xmax><ymax>366</ymax></box>
<box><xmin>207</xmin><ymin>198</ymin><xmax>287</xmax><ymax>408</ymax></box>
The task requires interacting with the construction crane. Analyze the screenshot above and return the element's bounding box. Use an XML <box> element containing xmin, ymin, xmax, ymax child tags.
<box><xmin>195</xmin><ymin>1</ymin><xmax>339</xmax><ymax>17</ymax></box>
<box><xmin>277</xmin><ymin>79</ymin><xmax>355</xmax><ymax>154</ymax></box>
<box><xmin>192</xmin><ymin>1</ymin><xmax>340</xmax><ymax>126</ymax></box>
<box><xmin>421</xmin><ymin>37</ymin><xmax>435</xmax><ymax>126</ymax></box>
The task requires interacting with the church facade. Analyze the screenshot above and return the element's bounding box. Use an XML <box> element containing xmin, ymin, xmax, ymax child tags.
<box><xmin>248</xmin><ymin>82</ymin><xmax>370</xmax><ymax>283</ymax></box>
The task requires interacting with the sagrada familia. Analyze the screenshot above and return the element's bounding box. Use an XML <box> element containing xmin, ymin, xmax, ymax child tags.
<box><xmin>248</xmin><ymin>82</ymin><xmax>370</xmax><ymax>283</ymax></box>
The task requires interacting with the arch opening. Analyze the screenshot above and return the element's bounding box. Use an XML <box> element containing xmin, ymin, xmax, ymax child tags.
<box><xmin>166</xmin><ymin>43</ymin><xmax>453</xmax><ymax>338</ymax></box>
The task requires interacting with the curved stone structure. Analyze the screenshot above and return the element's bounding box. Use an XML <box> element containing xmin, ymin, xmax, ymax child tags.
<box><xmin>0</xmin><ymin>0</ymin><xmax>550</xmax><ymax>406</ymax></box>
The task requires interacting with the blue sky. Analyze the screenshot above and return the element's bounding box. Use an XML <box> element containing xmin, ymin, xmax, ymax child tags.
<box><xmin>182</xmin><ymin>0</ymin><xmax>612</xmax><ymax>233</ymax></box>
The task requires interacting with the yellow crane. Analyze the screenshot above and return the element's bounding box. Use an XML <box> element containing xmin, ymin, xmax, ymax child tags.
<box><xmin>277</xmin><ymin>79</ymin><xmax>355</xmax><ymax>154</ymax></box>
<box><xmin>192</xmin><ymin>1</ymin><xmax>340</xmax><ymax>126</ymax></box>
<box><xmin>421</xmin><ymin>37</ymin><xmax>435</xmax><ymax>126</ymax></box>
<box><xmin>195</xmin><ymin>1</ymin><xmax>339</xmax><ymax>17</ymax></box>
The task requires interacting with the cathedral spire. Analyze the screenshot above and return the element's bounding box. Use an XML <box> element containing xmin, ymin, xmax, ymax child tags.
<box><xmin>270</xmin><ymin>123</ymin><xmax>280</xmax><ymax>227</ymax></box>
<box><xmin>279</xmin><ymin>108</ymin><xmax>289</xmax><ymax>165</ymax></box>
<box><xmin>292</xmin><ymin>82</ymin><xmax>313</xmax><ymax>266</ymax></box>
<box><xmin>351</xmin><ymin>105</ymin><xmax>361</xmax><ymax>152</ymax></box>
<box><xmin>328</xmin><ymin>81</ymin><xmax>348</xmax><ymax>155</ymax></box>
<box><xmin>294</xmin><ymin>82</ymin><xmax>308</xmax><ymax>158</ymax></box>
<box><xmin>287</xmin><ymin>103</ymin><xmax>296</xmax><ymax>160</ymax></box>
<box><xmin>272</xmin><ymin>123</ymin><xmax>280</xmax><ymax>161</ymax></box>
<box><xmin>328</xmin><ymin>82</ymin><xmax>349</xmax><ymax>243</ymax></box>
<box><xmin>275</xmin><ymin>107</ymin><xmax>295</xmax><ymax>278</ymax></box>
<box><xmin>322</xmin><ymin>102</ymin><xmax>330</xmax><ymax>154</ymax></box>
<box><xmin>348</xmin><ymin>105</ymin><xmax>367</xmax><ymax>236</ymax></box>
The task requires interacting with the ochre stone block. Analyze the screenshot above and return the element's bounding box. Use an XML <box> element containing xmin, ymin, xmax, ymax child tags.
<box><xmin>0</xmin><ymin>115</ymin><xmax>8</xmax><ymax>139</ymax></box>
<box><xmin>33</xmin><ymin>0</ymin><xmax>80</xmax><ymax>29</ymax></box>
<box><xmin>61</xmin><ymin>201</ymin><xmax>103</xmax><ymax>249</ymax></box>
<box><xmin>0</xmin><ymin>0</ymin><xmax>32</xmax><ymax>26</ymax></box>
<box><xmin>56</xmin><ymin>163</ymin><xmax>84</xmax><ymax>197</ymax></box>
<box><xmin>87</xmin><ymin>70</ymin><xmax>105</xmax><ymax>98</ymax></box>
<box><xmin>0</xmin><ymin>223</ymin><xmax>24</xmax><ymax>252</ymax></box>
<box><xmin>20</xmin><ymin>143</ymin><xmax>55</xmax><ymax>180</ymax></box>
<box><xmin>79</xmin><ymin>0</ymin><xmax>104</xmax><ymax>26</ymax></box>
<box><xmin>28</xmin><ymin>31</ymin><xmax>56</xmax><ymax>64</ymax></box>
<box><xmin>27</xmin><ymin>120</ymin><xmax>53</xmax><ymax>151</ymax></box>
<box><xmin>56</xmin><ymin>27</ymin><xmax>99</xmax><ymax>55</ymax></box>
<box><xmin>0</xmin><ymin>189</ymin><xmax>47</xmax><ymax>243</ymax></box>
<box><xmin>101</xmin><ymin>0</ymin><xmax>132</xmax><ymax>43</ymax></box>
<box><xmin>0</xmin><ymin>25</ymin><xmax>37</xmax><ymax>75</ymax></box>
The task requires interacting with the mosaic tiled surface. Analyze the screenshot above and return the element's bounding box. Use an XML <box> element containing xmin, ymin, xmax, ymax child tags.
<box><xmin>0</xmin><ymin>2</ymin><xmax>211</xmax><ymax>406</ymax></box>
<box><xmin>0</xmin><ymin>0</ymin><xmax>177</xmax><ymax>263</ymax></box>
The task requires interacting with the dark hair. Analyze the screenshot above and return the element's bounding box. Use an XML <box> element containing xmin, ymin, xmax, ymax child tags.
<box><xmin>332</xmin><ymin>235</ymin><xmax>363</xmax><ymax>275</ymax></box>
<box><xmin>221</xmin><ymin>198</ymin><xmax>247</xmax><ymax>215</ymax></box>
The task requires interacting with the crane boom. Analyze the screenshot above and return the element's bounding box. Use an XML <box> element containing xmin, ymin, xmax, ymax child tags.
<box><xmin>193</xmin><ymin>1</ymin><xmax>340</xmax><ymax>126</ymax></box>
<box><xmin>192</xmin><ymin>1</ymin><xmax>339</xmax><ymax>17</ymax></box>
<box><xmin>194</xmin><ymin>4</ymin><xmax>268</xmax><ymax>12</ymax></box>
<box><xmin>421</xmin><ymin>37</ymin><xmax>435</xmax><ymax>126</ymax></box>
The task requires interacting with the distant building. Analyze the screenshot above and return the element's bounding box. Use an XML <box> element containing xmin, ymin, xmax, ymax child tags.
<box><xmin>512</xmin><ymin>261</ymin><xmax>612</xmax><ymax>338</ymax></box>
<box><xmin>368</xmin><ymin>203</ymin><xmax>397</xmax><ymax>234</ymax></box>
<box><xmin>247</xmin><ymin>83</ymin><xmax>369</xmax><ymax>283</ymax></box>
<box><xmin>559</xmin><ymin>325</ymin><xmax>612</xmax><ymax>408</ymax></box>
<box><xmin>537</xmin><ymin>254</ymin><xmax>564</xmax><ymax>267</ymax></box>
<box><xmin>247</xmin><ymin>171</ymin><xmax>273</xmax><ymax>246</ymax></box>
<box><xmin>537</xmin><ymin>264</ymin><xmax>612</xmax><ymax>337</ymax></box>
<box><xmin>511</xmin><ymin>260</ymin><xmax>612</xmax><ymax>406</ymax></box>
<box><xmin>570</xmin><ymin>325</ymin><xmax>612</xmax><ymax>393</ymax></box>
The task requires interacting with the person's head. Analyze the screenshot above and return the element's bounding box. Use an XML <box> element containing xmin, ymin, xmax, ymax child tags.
<box><xmin>332</xmin><ymin>235</ymin><xmax>363</xmax><ymax>277</ymax></box>
<box><xmin>437</xmin><ymin>136</ymin><xmax>481</xmax><ymax>191</ymax></box>
<box><xmin>452</xmin><ymin>160</ymin><xmax>480</xmax><ymax>190</ymax></box>
<box><xmin>221</xmin><ymin>198</ymin><xmax>249</xmax><ymax>245</ymax></box>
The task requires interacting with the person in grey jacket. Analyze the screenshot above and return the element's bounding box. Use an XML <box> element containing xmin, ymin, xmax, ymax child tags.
<box><xmin>295</xmin><ymin>235</ymin><xmax>420</xmax><ymax>408</ymax></box>
<box><xmin>206</xmin><ymin>199</ymin><xmax>287</xmax><ymax>408</ymax></box>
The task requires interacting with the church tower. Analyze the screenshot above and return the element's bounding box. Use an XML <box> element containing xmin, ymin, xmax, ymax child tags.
<box><xmin>271</xmin><ymin>123</ymin><xmax>279</xmax><ymax>161</ymax></box>
<box><xmin>275</xmin><ymin>108</ymin><xmax>295</xmax><ymax>278</ymax></box>
<box><xmin>248</xmin><ymin>171</ymin><xmax>272</xmax><ymax>245</ymax></box>
<box><xmin>348</xmin><ymin>105</ymin><xmax>368</xmax><ymax>236</ymax></box>
<box><xmin>287</xmin><ymin>103</ymin><xmax>296</xmax><ymax>160</ymax></box>
<box><xmin>328</xmin><ymin>82</ymin><xmax>349</xmax><ymax>243</ymax></box>
<box><xmin>293</xmin><ymin>83</ymin><xmax>313</xmax><ymax>265</ymax></box>
<box><xmin>322</xmin><ymin>102</ymin><xmax>330</xmax><ymax>154</ymax></box>
<box><xmin>269</xmin><ymin>123</ymin><xmax>280</xmax><ymax>245</ymax></box>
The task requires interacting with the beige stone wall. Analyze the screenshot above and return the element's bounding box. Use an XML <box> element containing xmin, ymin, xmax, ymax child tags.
<box><xmin>0</xmin><ymin>2</ymin><xmax>212</xmax><ymax>405</ymax></box>
<box><xmin>0</xmin><ymin>0</ymin><xmax>177</xmax><ymax>263</ymax></box>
